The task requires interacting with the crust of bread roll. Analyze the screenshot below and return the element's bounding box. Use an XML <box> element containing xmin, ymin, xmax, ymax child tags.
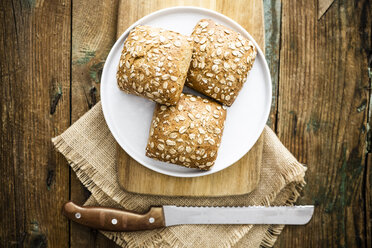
<box><xmin>117</xmin><ymin>25</ymin><xmax>193</xmax><ymax>106</ymax></box>
<box><xmin>186</xmin><ymin>19</ymin><xmax>257</xmax><ymax>106</ymax></box>
<box><xmin>145</xmin><ymin>93</ymin><xmax>227</xmax><ymax>170</ymax></box>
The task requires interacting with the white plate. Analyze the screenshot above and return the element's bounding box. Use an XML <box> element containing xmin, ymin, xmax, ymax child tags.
<box><xmin>101</xmin><ymin>6</ymin><xmax>271</xmax><ymax>177</ymax></box>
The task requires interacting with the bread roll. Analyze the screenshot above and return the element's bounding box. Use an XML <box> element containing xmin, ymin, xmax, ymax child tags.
<box><xmin>186</xmin><ymin>19</ymin><xmax>257</xmax><ymax>106</ymax></box>
<box><xmin>146</xmin><ymin>93</ymin><xmax>227</xmax><ymax>170</ymax></box>
<box><xmin>117</xmin><ymin>25</ymin><xmax>193</xmax><ymax>106</ymax></box>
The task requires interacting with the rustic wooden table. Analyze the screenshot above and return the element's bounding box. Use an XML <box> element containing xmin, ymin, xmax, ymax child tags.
<box><xmin>1</xmin><ymin>0</ymin><xmax>371</xmax><ymax>247</ymax></box>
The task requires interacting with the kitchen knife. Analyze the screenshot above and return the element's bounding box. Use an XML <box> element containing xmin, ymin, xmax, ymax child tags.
<box><xmin>63</xmin><ymin>202</ymin><xmax>314</xmax><ymax>231</ymax></box>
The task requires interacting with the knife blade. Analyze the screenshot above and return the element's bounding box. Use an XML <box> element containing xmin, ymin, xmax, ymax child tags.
<box><xmin>63</xmin><ymin>202</ymin><xmax>314</xmax><ymax>232</ymax></box>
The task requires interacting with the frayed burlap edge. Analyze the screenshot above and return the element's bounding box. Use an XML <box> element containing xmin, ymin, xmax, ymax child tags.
<box><xmin>52</xmin><ymin>136</ymin><xmax>185</xmax><ymax>248</ymax></box>
<box><xmin>52</xmin><ymin>125</ymin><xmax>307</xmax><ymax>248</ymax></box>
<box><xmin>260</xmin><ymin>181</ymin><xmax>305</xmax><ymax>248</ymax></box>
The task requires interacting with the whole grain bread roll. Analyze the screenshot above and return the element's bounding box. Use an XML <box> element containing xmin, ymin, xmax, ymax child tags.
<box><xmin>146</xmin><ymin>93</ymin><xmax>227</xmax><ymax>170</ymax></box>
<box><xmin>186</xmin><ymin>19</ymin><xmax>257</xmax><ymax>106</ymax></box>
<box><xmin>117</xmin><ymin>25</ymin><xmax>193</xmax><ymax>106</ymax></box>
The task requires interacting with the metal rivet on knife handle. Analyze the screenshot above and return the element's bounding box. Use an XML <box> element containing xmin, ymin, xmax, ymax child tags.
<box><xmin>62</xmin><ymin>201</ymin><xmax>166</xmax><ymax>231</ymax></box>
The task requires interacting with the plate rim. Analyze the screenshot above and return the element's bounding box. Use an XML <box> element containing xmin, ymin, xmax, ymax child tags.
<box><xmin>101</xmin><ymin>6</ymin><xmax>272</xmax><ymax>177</ymax></box>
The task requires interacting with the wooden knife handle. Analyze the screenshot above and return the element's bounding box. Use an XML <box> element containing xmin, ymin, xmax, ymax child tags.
<box><xmin>62</xmin><ymin>202</ymin><xmax>165</xmax><ymax>231</ymax></box>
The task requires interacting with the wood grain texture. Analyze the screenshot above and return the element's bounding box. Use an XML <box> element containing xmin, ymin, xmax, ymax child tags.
<box><xmin>118</xmin><ymin>136</ymin><xmax>263</xmax><ymax>196</ymax></box>
<box><xmin>274</xmin><ymin>0</ymin><xmax>371</xmax><ymax>247</ymax></box>
<box><xmin>365</xmin><ymin>34</ymin><xmax>371</xmax><ymax>248</ymax></box>
<box><xmin>317</xmin><ymin>0</ymin><xmax>335</xmax><ymax>20</ymax></box>
<box><xmin>116</xmin><ymin>0</ymin><xmax>264</xmax><ymax>196</ymax></box>
<box><xmin>0</xmin><ymin>0</ymin><xmax>71</xmax><ymax>247</ymax></box>
<box><xmin>71</xmin><ymin>0</ymin><xmax>120</xmax><ymax>247</ymax></box>
<box><xmin>117</xmin><ymin>0</ymin><xmax>264</xmax><ymax>48</ymax></box>
<box><xmin>367</xmin><ymin>154</ymin><xmax>371</xmax><ymax>248</ymax></box>
<box><xmin>1</xmin><ymin>0</ymin><xmax>371</xmax><ymax>246</ymax></box>
<box><xmin>263</xmin><ymin>0</ymin><xmax>281</xmax><ymax>129</ymax></box>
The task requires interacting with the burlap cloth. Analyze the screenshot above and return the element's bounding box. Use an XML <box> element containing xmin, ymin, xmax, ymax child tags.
<box><xmin>52</xmin><ymin>102</ymin><xmax>306</xmax><ymax>247</ymax></box>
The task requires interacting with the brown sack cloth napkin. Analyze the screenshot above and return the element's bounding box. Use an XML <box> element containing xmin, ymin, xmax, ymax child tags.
<box><xmin>52</xmin><ymin>102</ymin><xmax>306</xmax><ymax>247</ymax></box>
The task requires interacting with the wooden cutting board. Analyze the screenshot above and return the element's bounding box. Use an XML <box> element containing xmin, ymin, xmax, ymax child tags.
<box><xmin>116</xmin><ymin>0</ymin><xmax>265</xmax><ymax>196</ymax></box>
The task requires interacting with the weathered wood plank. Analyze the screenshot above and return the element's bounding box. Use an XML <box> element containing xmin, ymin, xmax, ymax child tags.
<box><xmin>275</xmin><ymin>0</ymin><xmax>371</xmax><ymax>247</ymax></box>
<box><xmin>117</xmin><ymin>0</ymin><xmax>264</xmax><ymax>49</ymax></box>
<box><xmin>366</xmin><ymin>51</ymin><xmax>371</xmax><ymax>248</ymax></box>
<box><xmin>71</xmin><ymin>0</ymin><xmax>119</xmax><ymax>118</ymax></box>
<box><xmin>0</xmin><ymin>0</ymin><xmax>71</xmax><ymax>247</ymax></box>
<box><xmin>1</xmin><ymin>0</ymin><xmax>369</xmax><ymax>247</ymax></box>
<box><xmin>263</xmin><ymin>0</ymin><xmax>281</xmax><ymax>129</ymax></box>
<box><xmin>71</xmin><ymin>0</ymin><xmax>120</xmax><ymax>247</ymax></box>
<box><xmin>318</xmin><ymin>0</ymin><xmax>335</xmax><ymax>20</ymax></box>
<box><xmin>366</xmin><ymin>154</ymin><xmax>371</xmax><ymax>248</ymax></box>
